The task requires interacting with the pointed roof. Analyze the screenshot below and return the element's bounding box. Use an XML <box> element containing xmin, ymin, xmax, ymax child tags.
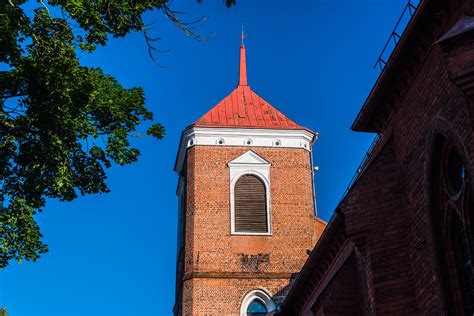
<box><xmin>190</xmin><ymin>41</ymin><xmax>311</xmax><ymax>132</ymax></box>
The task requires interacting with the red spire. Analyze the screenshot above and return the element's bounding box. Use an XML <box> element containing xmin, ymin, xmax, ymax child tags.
<box><xmin>239</xmin><ymin>30</ymin><xmax>248</xmax><ymax>86</ymax></box>
<box><xmin>189</xmin><ymin>35</ymin><xmax>314</xmax><ymax>134</ymax></box>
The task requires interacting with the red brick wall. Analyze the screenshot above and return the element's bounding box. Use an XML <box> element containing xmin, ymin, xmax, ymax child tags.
<box><xmin>180</xmin><ymin>146</ymin><xmax>324</xmax><ymax>314</ymax></box>
<box><xmin>184</xmin><ymin>278</ymin><xmax>290</xmax><ymax>315</ymax></box>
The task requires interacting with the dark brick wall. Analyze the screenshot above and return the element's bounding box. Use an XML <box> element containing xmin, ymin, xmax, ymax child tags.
<box><xmin>284</xmin><ymin>0</ymin><xmax>474</xmax><ymax>314</ymax></box>
<box><xmin>387</xmin><ymin>39</ymin><xmax>473</xmax><ymax>314</ymax></box>
<box><xmin>338</xmin><ymin>139</ymin><xmax>419</xmax><ymax>314</ymax></box>
<box><xmin>312</xmin><ymin>253</ymin><xmax>364</xmax><ymax>315</ymax></box>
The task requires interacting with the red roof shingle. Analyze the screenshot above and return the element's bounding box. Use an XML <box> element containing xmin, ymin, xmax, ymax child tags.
<box><xmin>192</xmin><ymin>85</ymin><xmax>303</xmax><ymax>130</ymax></box>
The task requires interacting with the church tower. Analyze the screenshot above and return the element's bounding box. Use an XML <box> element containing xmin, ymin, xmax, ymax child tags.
<box><xmin>174</xmin><ymin>38</ymin><xmax>326</xmax><ymax>315</ymax></box>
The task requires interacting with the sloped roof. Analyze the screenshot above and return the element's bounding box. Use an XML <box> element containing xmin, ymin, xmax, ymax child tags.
<box><xmin>192</xmin><ymin>84</ymin><xmax>304</xmax><ymax>130</ymax></box>
<box><xmin>437</xmin><ymin>15</ymin><xmax>474</xmax><ymax>43</ymax></box>
<box><xmin>190</xmin><ymin>43</ymin><xmax>310</xmax><ymax>132</ymax></box>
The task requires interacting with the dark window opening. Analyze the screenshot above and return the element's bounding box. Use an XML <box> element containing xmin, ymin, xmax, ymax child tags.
<box><xmin>446</xmin><ymin>149</ymin><xmax>465</xmax><ymax>194</ymax></box>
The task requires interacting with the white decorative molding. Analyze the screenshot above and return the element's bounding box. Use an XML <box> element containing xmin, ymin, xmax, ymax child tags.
<box><xmin>229</xmin><ymin>151</ymin><xmax>272</xmax><ymax>236</ymax></box>
<box><xmin>240</xmin><ymin>289</ymin><xmax>277</xmax><ymax>316</ymax></box>
<box><xmin>228</xmin><ymin>150</ymin><xmax>270</xmax><ymax>166</ymax></box>
<box><xmin>174</xmin><ymin>127</ymin><xmax>317</xmax><ymax>174</ymax></box>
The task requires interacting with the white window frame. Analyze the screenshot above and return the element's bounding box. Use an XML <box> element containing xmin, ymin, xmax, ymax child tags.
<box><xmin>240</xmin><ymin>289</ymin><xmax>277</xmax><ymax>316</ymax></box>
<box><xmin>228</xmin><ymin>151</ymin><xmax>272</xmax><ymax>236</ymax></box>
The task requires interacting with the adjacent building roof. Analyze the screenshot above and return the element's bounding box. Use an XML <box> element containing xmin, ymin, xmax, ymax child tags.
<box><xmin>437</xmin><ymin>15</ymin><xmax>474</xmax><ymax>43</ymax></box>
<box><xmin>189</xmin><ymin>43</ymin><xmax>310</xmax><ymax>132</ymax></box>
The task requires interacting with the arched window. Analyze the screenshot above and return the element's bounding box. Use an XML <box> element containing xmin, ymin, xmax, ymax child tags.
<box><xmin>431</xmin><ymin>135</ymin><xmax>474</xmax><ymax>314</ymax></box>
<box><xmin>240</xmin><ymin>289</ymin><xmax>276</xmax><ymax>316</ymax></box>
<box><xmin>228</xmin><ymin>151</ymin><xmax>272</xmax><ymax>235</ymax></box>
<box><xmin>247</xmin><ymin>299</ymin><xmax>268</xmax><ymax>315</ymax></box>
<box><xmin>234</xmin><ymin>174</ymin><xmax>268</xmax><ymax>233</ymax></box>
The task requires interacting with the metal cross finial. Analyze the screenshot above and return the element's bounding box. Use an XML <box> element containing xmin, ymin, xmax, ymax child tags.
<box><xmin>241</xmin><ymin>25</ymin><xmax>245</xmax><ymax>45</ymax></box>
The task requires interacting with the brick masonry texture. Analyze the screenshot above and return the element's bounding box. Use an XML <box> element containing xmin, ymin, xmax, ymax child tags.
<box><xmin>177</xmin><ymin>145</ymin><xmax>325</xmax><ymax>315</ymax></box>
<box><xmin>282</xmin><ymin>0</ymin><xmax>474</xmax><ymax>314</ymax></box>
<box><xmin>184</xmin><ymin>278</ymin><xmax>289</xmax><ymax>315</ymax></box>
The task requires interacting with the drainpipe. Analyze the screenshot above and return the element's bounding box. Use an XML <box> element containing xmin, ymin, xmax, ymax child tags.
<box><xmin>310</xmin><ymin>133</ymin><xmax>319</xmax><ymax>217</ymax></box>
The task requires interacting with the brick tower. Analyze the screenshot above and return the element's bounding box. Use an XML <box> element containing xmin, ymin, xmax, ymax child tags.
<box><xmin>173</xmin><ymin>37</ymin><xmax>326</xmax><ymax>315</ymax></box>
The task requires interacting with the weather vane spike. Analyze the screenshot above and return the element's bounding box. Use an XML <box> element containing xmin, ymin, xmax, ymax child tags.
<box><xmin>241</xmin><ymin>24</ymin><xmax>245</xmax><ymax>45</ymax></box>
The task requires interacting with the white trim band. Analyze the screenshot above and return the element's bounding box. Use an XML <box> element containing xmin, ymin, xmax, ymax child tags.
<box><xmin>174</xmin><ymin>127</ymin><xmax>316</xmax><ymax>174</ymax></box>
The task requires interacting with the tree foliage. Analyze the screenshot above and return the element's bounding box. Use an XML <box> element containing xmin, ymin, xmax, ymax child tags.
<box><xmin>0</xmin><ymin>0</ymin><xmax>233</xmax><ymax>268</ymax></box>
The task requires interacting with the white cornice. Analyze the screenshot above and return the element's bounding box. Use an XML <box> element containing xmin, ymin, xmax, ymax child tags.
<box><xmin>174</xmin><ymin>127</ymin><xmax>317</xmax><ymax>174</ymax></box>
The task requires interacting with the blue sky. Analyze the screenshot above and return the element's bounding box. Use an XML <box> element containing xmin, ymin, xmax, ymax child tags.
<box><xmin>1</xmin><ymin>1</ymin><xmax>416</xmax><ymax>315</ymax></box>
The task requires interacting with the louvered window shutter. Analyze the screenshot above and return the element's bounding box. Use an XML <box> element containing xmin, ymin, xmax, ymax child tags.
<box><xmin>234</xmin><ymin>174</ymin><xmax>268</xmax><ymax>233</ymax></box>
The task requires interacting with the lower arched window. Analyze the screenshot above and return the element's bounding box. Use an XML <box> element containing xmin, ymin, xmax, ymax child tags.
<box><xmin>247</xmin><ymin>299</ymin><xmax>268</xmax><ymax>315</ymax></box>
<box><xmin>240</xmin><ymin>289</ymin><xmax>276</xmax><ymax>316</ymax></box>
<box><xmin>431</xmin><ymin>134</ymin><xmax>474</xmax><ymax>314</ymax></box>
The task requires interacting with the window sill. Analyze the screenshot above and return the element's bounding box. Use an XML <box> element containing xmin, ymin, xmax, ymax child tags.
<box><xmin>231</xmin><ymin>232</ymin><xmax>273</xmax><ymax>236</ymax></box>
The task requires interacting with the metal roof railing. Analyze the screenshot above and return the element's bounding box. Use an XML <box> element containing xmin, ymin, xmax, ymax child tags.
<box><xmin>374</xmin><ymin>1</ymin><xmax>418</xmax><ymax>72</ymax></box>
<box><xmin>337</xmin><ymin>1</ymin><xmax>420</xmax><ymax>204</ymax></box>
<box><xmin>339</xmin><ymin>134</ymin><xmax>382</xmax><ymax>203</ymax></box>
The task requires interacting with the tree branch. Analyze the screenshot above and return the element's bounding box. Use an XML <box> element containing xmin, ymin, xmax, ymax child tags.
<box><xmin>38</xmin><ymin>0</ymin><xmax>51</xmax><ymax>16</ymax></box>
<box><xmin>142</xmin><ymin>27</ymin><xmax>168</xmax><ymax>68</ymax></box>
<box><xmin>161</xmin><ymin>4</ymin><xmax>211</xmax><ymax>41</ymax></box>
